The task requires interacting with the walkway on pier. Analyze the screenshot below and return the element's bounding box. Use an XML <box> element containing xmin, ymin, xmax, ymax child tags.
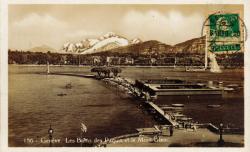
<box><xmin>49</xmin><ymin>72</ymin><xmax>95</xmax><ymax>78</ymax></box>
<box><xmin>147</xmin><ymin>102</ymin><xmax>179</xmax><ymax>126</ymax></box>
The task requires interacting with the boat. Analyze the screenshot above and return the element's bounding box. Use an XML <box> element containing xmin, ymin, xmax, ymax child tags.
<box><xmin>226</xmin><ymin>84</ymin><xmax>239</xmax><ymax>88</ymax></box>
<box><xmin>185</xmin><ymin>66</ymin><xmax>206</xmax><ymax>72</ymax></box>
<box><xmin>178</xmin><ymin>117</ymin><xmax>192</xmax><ymax>121</ymax></box>
<box><xmin>57</xmin><ymin>93</ymin><xmax>67</xmax><ymax>96</ymax></box>
<box><xmin>172</xmin><ymin>104</ymin><xmax>184</xmax><ymax>107</ymax></box>
<box><xmin>161</xmin><ymin>106</ymin><xmax>184</xmax><ymax>112</ymax></box>
<box><xmin>160</xmin><ymin>106</ymin><xmax>173</xmax><ymax>110</ymax></box>
<box><xmin>65</xmin><ymin>83</ymin><xmax>72</xmax><ymax>89</ymax></box>
<box><xmin>159</xmin><ymin>104</ymin><xmax>170</xmax><ymax>107</ymax></box>
<box><xmin>173</xmin><ymin>113</ymin><xmax>185</xmax><ymax>118</ymax></box>
<box><xmin>207</xmin><ymin>104</ymin><xmax>221</xmax><ymax>108</ymax></box>
<box><xmin>136</xmin><ymin>126</ymin><xmax>161</xmax><ymax>135</ymax></box>
<box><xmin>223</xmin><ymin>87</ymin><xmax>234</xmax><ymax>91</ymax></box>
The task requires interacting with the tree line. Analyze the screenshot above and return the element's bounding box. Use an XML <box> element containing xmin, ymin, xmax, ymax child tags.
<box><xmin>8</xmin><ymin>49</ymin><xmax>244</xmax><ymax>68</ymax></box>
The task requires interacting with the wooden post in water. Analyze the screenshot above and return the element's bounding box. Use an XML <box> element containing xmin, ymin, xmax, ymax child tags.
<box><xmin>47</xmin><ymin>61</ymin><xmax>50</xmax><ymax>74</ymax></box>
<box><xmin>78</xmin><ymin>54</ymin><xmax>81</xmax><ymax>67</ymax></box>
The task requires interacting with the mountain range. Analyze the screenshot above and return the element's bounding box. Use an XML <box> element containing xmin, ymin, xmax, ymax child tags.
<box><xmin>86</xmin><ymin>35</ymin><xmax>205</xmax><ymax>55</ymax></box>
<box><xmin>62</xmin><ymin>32</ymin><xmax>142</xmax><ymax>54</ymax></box>
<box><xmin>27</xmin><ymin>32</ymin><xmax>206</xmax><ymax>55</ymax></box>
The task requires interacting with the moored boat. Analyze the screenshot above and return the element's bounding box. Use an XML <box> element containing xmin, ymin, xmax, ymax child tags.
<box><xmin>207</xmin><ymin>104</ymin><xmax>221</xmax><ymax>108</ymax></box>
<box><xmin>172</xmin><ymin>104</ymin><xmax>184</xmax><ymax>107</ymax></box>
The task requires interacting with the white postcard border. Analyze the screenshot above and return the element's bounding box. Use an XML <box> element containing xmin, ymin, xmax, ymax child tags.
<box><xmin>1</xmin><ymin>0</ymin><xmax>250</xmax><ymax>152</ymax></box>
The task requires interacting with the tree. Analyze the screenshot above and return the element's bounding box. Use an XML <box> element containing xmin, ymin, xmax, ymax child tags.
<box><xmin>111</xmin><ymin>67</ymin><xmax>122</xmax><ymax>77</ymax></box>
<box><xmin>91</xmin><ymin>66</ymin><xmax>122</xmax><ymax>78</ymax></box>
<box><xmin>91</xmin><ymin>67</ymin><xmax>103</xmax><ymax>77</ymax></box>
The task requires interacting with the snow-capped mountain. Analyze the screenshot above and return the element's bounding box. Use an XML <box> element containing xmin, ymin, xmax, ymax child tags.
<box><xmin>62</xmin><ymin>32</ymin><xmax>142</xmax><ymax>54</ymax></box>
<box><xmin>131</xmin><ymin>38</ymin><xmax>142</xmax><ymax>44</ymax></box>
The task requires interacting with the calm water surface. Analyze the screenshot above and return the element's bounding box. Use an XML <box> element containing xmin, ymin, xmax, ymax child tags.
<box><xmin>9</xmin><ymin>65</ymin><xmax>156</xmax><ymax>147</ymax></box>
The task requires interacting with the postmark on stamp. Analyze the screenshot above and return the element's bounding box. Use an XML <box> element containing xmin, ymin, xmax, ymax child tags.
<box><xmin>203</xmin><ymin>12</ymin><xmax>246</xmax><ymax>53</ymax></box>
<box><xmin>209</xmin><ymin>14</ymin><xmax>242</xmax><ymax>52</ymax></box>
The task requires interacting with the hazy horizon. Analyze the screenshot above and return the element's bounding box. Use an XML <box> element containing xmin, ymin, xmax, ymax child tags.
<box><xmin>9</xmin><ymin>4</ymin><xmax>243</xmax><ymax>51</ymax></box>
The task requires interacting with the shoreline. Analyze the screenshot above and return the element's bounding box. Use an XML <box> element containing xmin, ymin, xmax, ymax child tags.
<box><xmin>8</xmin><ymin>64</ymin><xmax>244</xmax><ymax>70</ymax></box>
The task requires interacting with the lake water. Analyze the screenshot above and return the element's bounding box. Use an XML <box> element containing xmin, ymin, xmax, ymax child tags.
<box><xmin>8</xmin><ymin>65</ymin><xmax>244</xmax><ymax>147</ymax></box>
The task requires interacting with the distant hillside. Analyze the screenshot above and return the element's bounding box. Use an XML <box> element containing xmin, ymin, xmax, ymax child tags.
<box><xmin>93</xmin><ymin>36</ymin><xmax>205</xmax><ymax>55</ymax></box>
<box><xmin>28</xmin><ymin>45</ymin><xmax>56</xmax><ymax>53</ymax></box>
<box><xmin>173</xmin><ymin>36</ymin><xmax>205</xmax><ymax>54</ymax></box>
<box><xmin>106</xmin><ymin>40</ymin><xmax>173</xmax><ymax>55</ymax></box>
<box><xmin>60</xmin><ymin>31</ymin><xmax>206</xmax><ymax>55</ymax></box>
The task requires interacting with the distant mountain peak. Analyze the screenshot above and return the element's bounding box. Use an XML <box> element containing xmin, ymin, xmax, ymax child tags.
<box><xmin>94</xmin><ymin>36</ymin><xmax>206</xmax><ymax>55</ymax></box>
<box><xmin>131</xmin><ymin>38</ymin><xmax>142</xmax><ymax>44</ymax></box>
<box><xmin>28</xmin><ymin>45</ymin><xmax>56</xmax><ymax>53</ymax></box>
<box><xmin>62</xmin><ymin>32</ymin><xmax>143</xmax><ymax>54</ymax></box>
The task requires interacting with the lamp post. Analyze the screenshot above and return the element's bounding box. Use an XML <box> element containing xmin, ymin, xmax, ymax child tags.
<box><xmin>217</xmin><ymin>123</ymin><xmax>225</xmax><ymax>146</ymax></box>
<box><xmin>48</xmin><ymin>124</ymin><xmax>53</xmax><ymax>147</ymax></box>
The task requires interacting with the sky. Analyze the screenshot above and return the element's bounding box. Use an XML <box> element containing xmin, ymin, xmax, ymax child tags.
<box><xmin>8</xmin><ymin>4</ymin><xmax>243</xmax><ymax>50</ymax></box>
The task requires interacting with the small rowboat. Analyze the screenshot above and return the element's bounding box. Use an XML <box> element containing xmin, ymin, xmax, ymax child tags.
<box><xmin>57</xmin><ymin>93</ymin><xmax>67</xmax><ymax>96</ymax></box>
<box><xmin>173</xmin><ymin>113</ymin><xmax>185</xmax><ymax>117</ymax></box>
<box><xmin>161</xmin><ymin>107</ymin><xmax>174</xmax><ymax>110</ymax></box>
<box><xmin>227</xmin><ymin>84</ymin><xmax>239</xmax><ymax>88</ymax></box>
<box><xmin>172</xmin><ymin>104</ymin><xmax>184</xmax><ymax>107</ymax></box>
<box><xmin>173</xmin><ymin>114</ymin><xmax>185</xmax><ymax>119</ymax></box>
<box><xmin>178</xmin><ymin>117</ymin><xmax>192</xmax><ymax>121</ymax></box>
<box><xmin>159</xmin><ymin>105</ymin><xmax>170</xmax><ymax>107</ymax></box>
<box><xmin>65</xmin><ymin>83</ymin><xmax>72</xmax><ymax>89</ymax></box>
<box><xmin>207</xmin><ymin>104</ymin><xmax>221</xmax><ymax>108</ymax></box>
<box><xmin>223</xmin><ymin>87</ymin><xmax>234</xmax><ymax>91</ymax></box>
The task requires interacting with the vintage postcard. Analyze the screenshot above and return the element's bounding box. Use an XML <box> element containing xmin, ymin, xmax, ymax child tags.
<box><xmin>1</xmin><ymin>0</ymin><xmax>250</xmax><ymax>152</ymax></box>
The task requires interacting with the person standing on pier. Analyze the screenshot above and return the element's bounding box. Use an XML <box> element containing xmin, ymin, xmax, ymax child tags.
<box><xmin>169</xmin><ymin>125</ymin><xmax>174</xmax><ymax>136</ymax></box>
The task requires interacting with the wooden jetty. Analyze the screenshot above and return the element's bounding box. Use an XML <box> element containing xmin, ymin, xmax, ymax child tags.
<box><xmin>136</xmin><ymin>125</ymin><xmax>161</xmax><ymax>135</ymax></box>
<box><xmin>49</xmin><ymin>72</ymin><xmax>95</xmax><ymax>78</ymax></box>
<box><xmin>135</xmin><ymin>79</ymin><xmax>223</xmax><ymax>96</ymax></box>
<box><xmin>147</xmin><ymin>102</ymin><xmax>179</xmax><ymax>126</ymax></box>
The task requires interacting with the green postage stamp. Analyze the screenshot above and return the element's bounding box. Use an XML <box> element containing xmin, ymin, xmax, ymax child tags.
<box><xmin>208</xmin><ymin>14</ymin><xmax>243</xmax><ymax>52</ymax></box>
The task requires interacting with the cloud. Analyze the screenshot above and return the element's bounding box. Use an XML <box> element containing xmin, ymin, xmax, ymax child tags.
<box><xmin>9</xmin><ymin>9</ymin><xmax>205</xmax><ymax>50</ymax></box>
<box><xmin>9</xmin><ymin>13</ymin><xmax>70</xmax><ymax>49</ymax></box>
<box><xmin>13</xmin><ymin>13</ymin><xmax>67</xmax><ymax>29</ymax></box>
<box><xmin>65</xmin><ymin>30</ymin><xmax>101</xmax><ymax>40</ymax></box>
<box><xmin>121</xmin><ymin>10</ymin><xmax>205</xmax><ymax>45</ymax></box>
<box><xmin>9</xmin><ymin>13</ymin><xmax>104</xmax><ymax>49</ymax></box>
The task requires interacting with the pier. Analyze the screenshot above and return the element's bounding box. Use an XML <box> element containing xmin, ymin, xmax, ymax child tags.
<box><xmin>135</xmin><ymin>79</ymin><xmax>223</xmax><ymax>96</ymax></box>
<box><xmin>147</xmin><ymin>102</ymin><xmax>178</xmax><ymax>126</ymax></box>
<box><xmin>49</xmin><ymin>72</ymin><xmax>95</xmax><ymax>78</ymax></box>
